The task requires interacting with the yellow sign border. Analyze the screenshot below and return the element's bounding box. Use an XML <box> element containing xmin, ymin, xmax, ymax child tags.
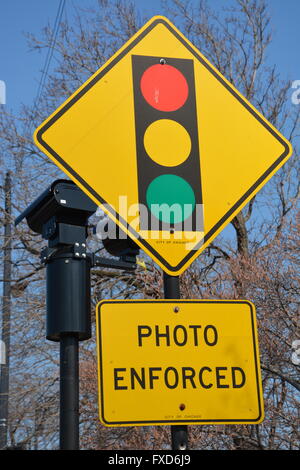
<box><xmin>34</xmin><ymin>16</ymin><xmax>292</xmax><ymax>276</ymax></box>
<box><xmin>96</xmin><ymin>299</ymin><xmax>264</xmax><ymax>426</ymax></box>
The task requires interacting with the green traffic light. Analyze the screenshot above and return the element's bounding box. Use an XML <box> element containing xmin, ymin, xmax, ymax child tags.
<box><xmin>146</xmin><ymin>174</ymin><xmax>196</xmax><ymax>225</ymax></box>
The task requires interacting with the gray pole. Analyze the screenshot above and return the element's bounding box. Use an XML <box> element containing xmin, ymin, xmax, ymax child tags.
<box><xmin>163</xmin><ymin>272</ymin><xmax>188</xmax><ymax>451</ymax></box>
<box><xmin>0</xmin><ymin>171</ymin><xmax>12</xmax><ymax>449</ymax></box>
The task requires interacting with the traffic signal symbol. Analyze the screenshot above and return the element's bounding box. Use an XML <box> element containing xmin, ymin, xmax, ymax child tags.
<box><xmin>34</xmin><ymin>16</ymin><xmax>292</xmax><ymax>275</ymax></box>
<box><xmin>132</xmin><ymin>55</ymin><xmax>203</xmax><ymax>232</ymax></box>
<box><xmin>140</xmin><ymin>62</ymin><xmax>189</xmax><ymax>111</ymax></box>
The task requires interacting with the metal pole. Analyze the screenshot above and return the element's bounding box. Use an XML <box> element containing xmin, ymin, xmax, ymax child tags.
<box><xmin>0</xmin><ymin>171</ymin><xmax>12</xmax><ymax>449</ymax></box>
<box><xmin>60</xmin><ymin>334</ymin><xmax>79</xmax><ymax>450</ymax></box>
<box><xmin>45</xmin><ymin>248</ymin><xmax>92</xmax><ymax>450</ymax></box>
<box><xmin>163</xmin><ymin>272</ymin><xmax>188</xmax><ymax>451</ymax></box>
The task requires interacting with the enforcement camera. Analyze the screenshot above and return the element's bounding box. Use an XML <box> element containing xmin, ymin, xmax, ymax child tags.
<box><xmin>15</xmin><ymin>179</ymin><xmax>97</xmax><ymax>235</ymax></box>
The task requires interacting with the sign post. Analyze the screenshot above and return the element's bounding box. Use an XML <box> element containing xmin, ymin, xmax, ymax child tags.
<box><xmin>163</xmin><ymin>273</ymin><xmax>188</xmax><ymax>450</ymax></box>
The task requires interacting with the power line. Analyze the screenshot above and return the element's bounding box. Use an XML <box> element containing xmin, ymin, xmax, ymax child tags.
<box><xmin>29</xmin><ymin>0</ymin><xmax>66</xmax><ymax>132</ymax></box>
<box><xmin>19</xmin><ymin>0</ymin><xmax>65</xmax><ymax>172</ymax></box>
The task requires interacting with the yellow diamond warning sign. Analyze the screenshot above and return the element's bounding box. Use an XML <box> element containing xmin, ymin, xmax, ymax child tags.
<box><xmin>34</xmin><ymin>16</ymin><xmax>292</xmax><ymax>275</ymax></box>
<box><xmin>96</xmin><ymin>300</ymin><xmax>264</xmax><ymax>426</ymax></box>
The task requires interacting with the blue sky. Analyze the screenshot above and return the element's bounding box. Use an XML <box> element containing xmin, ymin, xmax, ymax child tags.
<box><xmin>0</xmin><ymin>0</ymin><xmax>299</xmax><ymax>112</ymax></box>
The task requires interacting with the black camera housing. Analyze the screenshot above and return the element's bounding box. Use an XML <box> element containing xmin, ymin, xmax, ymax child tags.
<box><xmin>15</xmin><ymin>179</ymin><xmax>97</xmax><ymax>234</ymax></box>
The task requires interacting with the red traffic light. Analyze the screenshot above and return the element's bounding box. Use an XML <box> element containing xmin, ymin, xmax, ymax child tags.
<box><xmin>140</xmin><ymin>63</ymin><xmax>189</xmax><ymax>112</ymax></box>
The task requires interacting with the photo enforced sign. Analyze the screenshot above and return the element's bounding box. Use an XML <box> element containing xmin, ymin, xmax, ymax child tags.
<box><xmin>96</xmin><ymin>299</ymin><xmax>264</xmax><ymax>427</ymax></box>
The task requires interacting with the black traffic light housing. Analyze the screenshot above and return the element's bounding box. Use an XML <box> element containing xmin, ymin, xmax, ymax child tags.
<box><xmin>131</xmin><ymin>55</ymin><xmax>203</xmax><ymax>232</ymax></box>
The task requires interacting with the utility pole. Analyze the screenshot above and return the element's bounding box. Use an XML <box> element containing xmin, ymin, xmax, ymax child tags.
<box><xmin>0</xmin><ymin>171</ymin><xmax>12</xmax><ymax>449</ymax></box>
